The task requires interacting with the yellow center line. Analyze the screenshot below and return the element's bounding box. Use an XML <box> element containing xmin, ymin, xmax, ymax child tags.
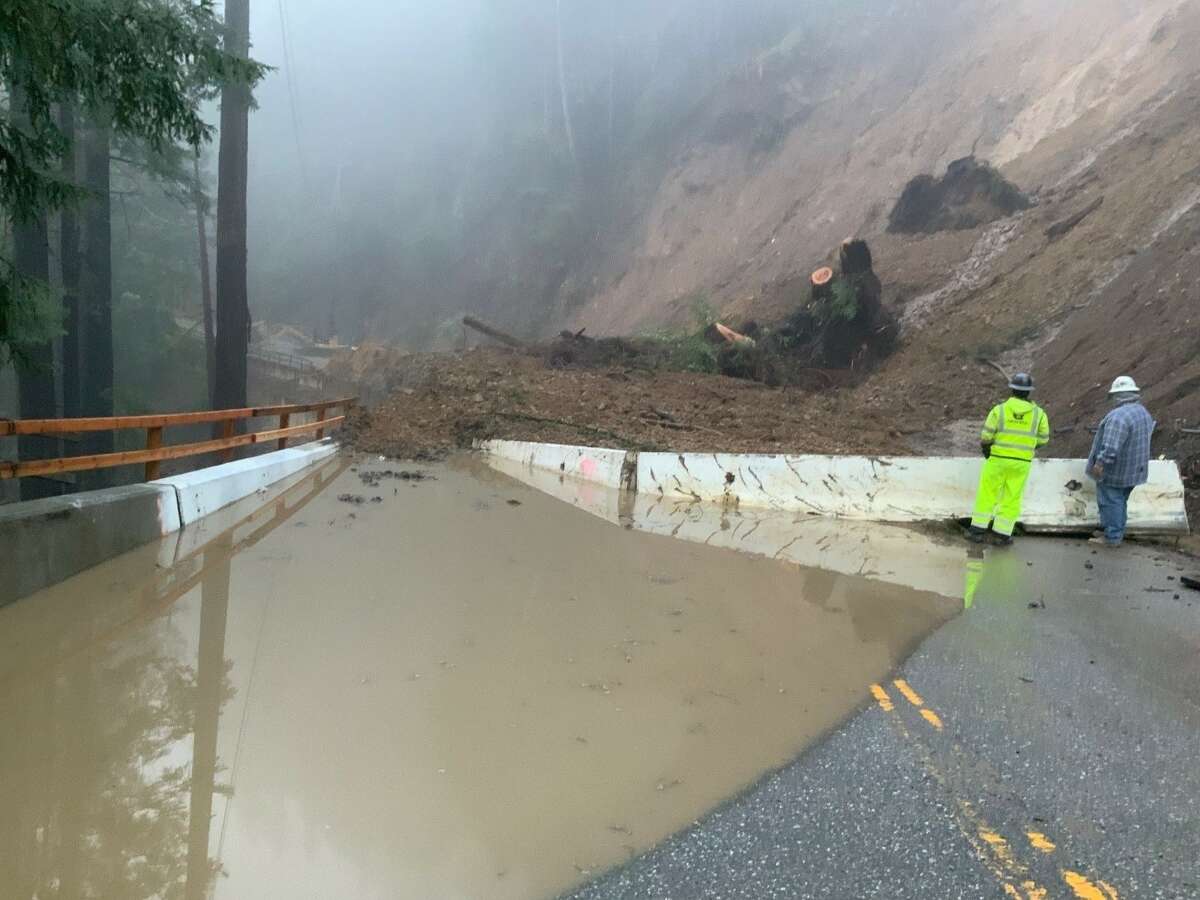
<box><xmin>920</xmin><ymin>708</ymin><xmax>945</xmax><ymax>730</ymax></box>
<box><xmin>893</xmin><ymin>678</ymin><xmax>925</xmax><ymax>706</ymax></box>
<box><xmin>881</xmin><ymin>706</ymin><xmax>1048</xmax><ymax>899</ymax></box>
<box><xmin>1027</xmin><ymin>831</ymin><xmax>1056</xmax><ymax>853</ymax></box>
<box><xmin>979</xmin><ymin>829</ymin><xmax>1021</xmax><ymax>870</ymax></box>
<box><xmin>1063</xmin><ymin>870</ymin><xmax>1120</xmax><ymax>899</ymax></box>
<box><xmin>869</xmin><ymin>683</ymin><xmax>894</xmax><ymax>711</ymax></box>
<box><xmin>877</xmin><ymin>685</ymin><xmax>1120</xmax><ymax>900</ymax></box>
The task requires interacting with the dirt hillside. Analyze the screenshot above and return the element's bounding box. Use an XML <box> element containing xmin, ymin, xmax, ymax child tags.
<box><xmin>339</xmin><ymin>0</ymin><xmax>1200</xmax><ymax>526</ymax></box>
<box><xmin>568</xmin><ymin>0</ymin><xmax>1197</xmax><ymax>335</ymax></box>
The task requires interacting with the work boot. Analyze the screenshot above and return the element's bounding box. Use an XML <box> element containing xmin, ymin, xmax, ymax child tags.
<box><xmin>1088</xmin><ymin>536</ymin><xmax>1121</xmax><ymax>547</ymax></box>
<box><xmin>993</xmin><ymin>534</ymin><xmax>1014</xmax><ymax>547</ymax></box>
<box><xmin>967</xmin><ymin>526</ymin><xmax>987</xmax><ymax>544</ymax></box>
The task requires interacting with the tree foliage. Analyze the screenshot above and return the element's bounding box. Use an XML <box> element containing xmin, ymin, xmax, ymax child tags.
<box><xmin>0</xmin><ymin>0</ymin><xmax>266</xmax><ymax>364</ymax></box>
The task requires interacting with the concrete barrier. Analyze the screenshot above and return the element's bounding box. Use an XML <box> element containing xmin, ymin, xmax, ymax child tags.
<box><xmin>476</xmin><ymin>440</ymin><xmax>631</xmax><ymax>490</ymax></box>
<box><xmin>1</xmin><ymin>439</ymin><xmax>340</xmax><ymax>608</ymax></box>
<box><xmin>478</xmin><ymin>440</ymin><xmax>1189</xmax><ymax>533</ymax></box>
<box><xmin>0</xmin><ymin>484</ymin><xmax>180</xmax><ymax>608</ymax></box>
<box><xmin>155</xmin><ymin>439</ymin><xmax>338</xmax><ymax>526</ymax></box>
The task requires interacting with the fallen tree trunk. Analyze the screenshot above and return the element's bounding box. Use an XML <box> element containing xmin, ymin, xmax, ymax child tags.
<box><xmin>463</xmin><ymin>316</ymin><xmax>526</xmax><ymax>349</ymax></box>
<box><xmin>711</xmin><ymin>322</ymin><xmax>756</xmax><ymax>347</ymax></box>
<box><xmin>1045</xmin><ymin>196</ymin><xmax>1103</xmax><ymax>240</ymax></box>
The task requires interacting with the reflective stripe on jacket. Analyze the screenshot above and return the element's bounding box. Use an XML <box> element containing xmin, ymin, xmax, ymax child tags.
<box><xmin>980</xmin><ymin>398</ymin><xmax>1050</xmax><ymax>462</ymax></box>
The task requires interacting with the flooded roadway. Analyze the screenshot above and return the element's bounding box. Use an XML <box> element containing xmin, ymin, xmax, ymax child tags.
<box><xmin>0</xmin><ymin>456</ymin><xmax>957</xmax><ymax>900</ymax></box>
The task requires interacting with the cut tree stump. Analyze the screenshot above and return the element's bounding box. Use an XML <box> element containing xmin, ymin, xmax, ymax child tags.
<box><xmin>811</xmin><ymin>266</ymin><xmax>834</xmax><ymax>302</ymax></box>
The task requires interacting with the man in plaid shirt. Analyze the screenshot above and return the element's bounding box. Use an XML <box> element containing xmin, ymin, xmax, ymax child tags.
<box><xmin>1087</xmin><ymin>375</ymin><xmax>1155</xmax><ymax>546</ymax></box>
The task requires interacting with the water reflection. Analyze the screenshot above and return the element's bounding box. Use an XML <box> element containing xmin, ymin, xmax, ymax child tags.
<box><xmin>3</xmin><ymin>458</ymin><xmax>956</xmax><ymax>900</ymax></box>
<box><xmin>0</xmin><ymin>461</ymin><xmax>339</xmax><ymax>900</ymax></box>
<box><xmin>483</xmin><ymin>452</ymin><xmax>972</xmax><ymax>603</ymax></box>
<box><xmin>961</xmin><ymin>544</ymin><xmax>1038</xmax><ymax>611</ymax></box>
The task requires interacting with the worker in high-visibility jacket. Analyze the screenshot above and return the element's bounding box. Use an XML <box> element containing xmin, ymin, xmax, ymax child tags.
<box><xmin>968</xmin><ymin>373</ymin><xmax>1050</xmax><ymax>545</ymax></box>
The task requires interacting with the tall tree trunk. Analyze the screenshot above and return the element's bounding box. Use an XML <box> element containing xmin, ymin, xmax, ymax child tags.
<box><xmin>59</xmin><ymin>103</ymin><xmax>82</xmax><ymax>420</ymax></box>
<box><xmin>13</xmin><ymin>207</ymin><xmax>58</xmax><ymax>501</ymax></box>
<box><xmin>215</xmin><ymin>0</ymin><xmax>252</xmax><ymax>412</ymax></box>
<box><xmin>555</xmin><ymin>0</ymin><xmax>578</xmax><ymax>168</ymax></box>
<box><xmin>194</xmin><ymin>152</ymin><xmax>216</xmax><ymax>407</ymax></box>
<box><xmin>79</xmin><ymin>115</ymin><xmax>114</xmax><ymax>487</ymax></box>
<box><xmin>542</xmin><ymin>59</ymin><xmax>551</xmax><ymax>137</ymax></box>
<box><xmin>12</xmin><ymin>87</ymin><xmax>59</xmax><ymax>501</ymax></box>
<box><xmin>607</xmin><ymin>51</ymin><xmax>615</xmax><ymax>159</ymax></box>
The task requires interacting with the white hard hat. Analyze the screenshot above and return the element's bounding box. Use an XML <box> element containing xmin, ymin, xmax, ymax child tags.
<box><xmin>1109</xmin><ymin>375</ymin><xmax>1140</xmax><ymax>394</ymax></box>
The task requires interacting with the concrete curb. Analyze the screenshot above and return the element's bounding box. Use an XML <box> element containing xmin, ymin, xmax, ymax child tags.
<box><xmin>153</xmin><ymin>440</ymin><xmax>338</xmax><ymax>526</ymax></box>
<box><xmin>478</xmin><ymin>440</ymin><xmax>1190</xmax><ymax>533</ymax></box>
<box><xmin>1</xmin><ymin>440</ymin><xmax>339</xmax><ymax>608</ymax></box>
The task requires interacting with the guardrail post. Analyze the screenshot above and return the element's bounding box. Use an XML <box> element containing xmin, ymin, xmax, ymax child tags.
<box><xmin>144</xmin><ymin>426</ymin><xmax>164</xmax><ymax>481</ymax></box>
<box><xmin>219</xmin><ymin>419</ymin><xmax>236</xmax><ymax>463</ymax></box>
<box><xmin>278</xmin><ymin>412</ymin><xmax>290</xmax><ymax>450</ymax></box>
<box><xmin>315</xmin><ymin>406</ymin><xmax>327</xmax><ymax>440</ymax></box>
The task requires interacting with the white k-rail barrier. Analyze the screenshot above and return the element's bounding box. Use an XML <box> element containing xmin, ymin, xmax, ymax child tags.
<box><xmin>477</xmin><ymin>440</ymin><xmax>1189</xmax><ymax>533</ymax></box>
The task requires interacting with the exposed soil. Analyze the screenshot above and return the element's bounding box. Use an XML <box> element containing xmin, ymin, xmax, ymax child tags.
<box><xmin>888</xmin><ymin>157</ymin><xmax>1029</xmax><ymax>235</ymax></box>
<box><xmin>340</xmin><ymin>4</ymin><xmax>1200</xmax><ymax>530</ymax></box>
<box><xmin>344</xmin><ymin>348</ymin><xmax>911</xmax><ymax>461</ymax></box>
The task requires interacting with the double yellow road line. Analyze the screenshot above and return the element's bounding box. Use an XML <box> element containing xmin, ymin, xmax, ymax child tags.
<box><xmin>869</xmin><ymin>678</ymin><xmax>1120</xmax><ymax>900</ymax></box>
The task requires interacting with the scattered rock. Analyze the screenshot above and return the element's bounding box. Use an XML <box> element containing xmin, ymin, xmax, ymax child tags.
<box><xmin>337</xmin><ymin>493</ymin><xmax>367</xmax><ymax>505</ymax></box>
<box><xmin>358</xmin><ymin>468</ymin><xmax>434</xmax><ymax>487</ymax></box>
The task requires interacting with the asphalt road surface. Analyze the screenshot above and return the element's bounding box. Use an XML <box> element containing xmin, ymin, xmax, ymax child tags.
<box><xmin>565</xmin><ymin>536</ymin><xmax>1200</xmax><ymax>900</ymax></box>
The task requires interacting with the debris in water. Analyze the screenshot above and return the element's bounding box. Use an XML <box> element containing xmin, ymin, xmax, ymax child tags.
<box><xmin>506</xmin><ymin>499</ymin><xmax>523</xmax><ymax>506</ymax></box>
<box><xmin>337</xmin><ymin>493</ymin><xmax>367</xmax><ymax>505</ymax></box>
<box><xmin>358</xmin><ymin>468</ymin><xmax>434</xmax><ymax>487</ymax></box>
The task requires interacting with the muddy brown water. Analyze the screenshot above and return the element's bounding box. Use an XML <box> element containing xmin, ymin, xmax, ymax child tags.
<box><xmin>0</xmin><ymin>457</ymin><xmax>957</xmax><ymax>900</ymax></box>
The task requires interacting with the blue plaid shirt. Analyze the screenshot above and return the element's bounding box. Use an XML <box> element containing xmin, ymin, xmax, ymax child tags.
<box><xmin>1087</xmin><ymin>399</ymin><xmax>1155</xmax><ymax>487</ymax></box>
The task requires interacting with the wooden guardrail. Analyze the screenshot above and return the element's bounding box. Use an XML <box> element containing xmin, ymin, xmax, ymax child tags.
<box><xmin>0</xmin><ymin>397</ymin><xmax>355</xmax><ymax>482</ymax></box>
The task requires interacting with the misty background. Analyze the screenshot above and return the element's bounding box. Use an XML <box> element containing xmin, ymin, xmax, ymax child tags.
<box><xmin>241</xmin><ymin>0</ymin><xmax>838</xmax><ymax>348</ymax></box>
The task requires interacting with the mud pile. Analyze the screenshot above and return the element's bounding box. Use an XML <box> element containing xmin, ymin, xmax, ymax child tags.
<box><xmin>887</xmin><ymin>156</ymin><xmax>1030</xmax><ymax>235</ymax></box>
<box><xmin>344</xmin><ymin>348</ymin><xmax>908</xmax><ymax>461</ymax></box>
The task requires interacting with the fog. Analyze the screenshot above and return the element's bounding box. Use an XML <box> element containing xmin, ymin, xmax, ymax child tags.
<box><xmin>240</xmin><ymin>0</ymin><xmax>814</xmax><ymax>347</ymax></box>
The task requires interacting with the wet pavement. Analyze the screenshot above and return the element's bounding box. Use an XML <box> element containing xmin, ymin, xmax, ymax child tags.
<box><xmin>534</xmin><ymin>481</ymin><xmax>1200</xmax><ymax>900</ymax></box>
<box><xmin>1</xmin><ymin>456</ymin><xmax>956</xmax><ymax>900</ymax></box>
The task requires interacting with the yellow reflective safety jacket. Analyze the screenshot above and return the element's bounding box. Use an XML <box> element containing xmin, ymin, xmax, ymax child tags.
<box><xmin>980</xmin><ymin>397</ymin><xmax>1050</xmax><ymax>462</ymax></box>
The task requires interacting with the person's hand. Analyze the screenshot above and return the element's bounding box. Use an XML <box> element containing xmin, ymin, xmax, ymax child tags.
<box><xmin>980</xmin><ymin>443</ymin><xmax>991</xmax><ymax>459</ymax></box>
<box><xmin>1091</xmin><ymin>463</ymin><xmax>1104</xmax><ymax>479</ymax></box>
